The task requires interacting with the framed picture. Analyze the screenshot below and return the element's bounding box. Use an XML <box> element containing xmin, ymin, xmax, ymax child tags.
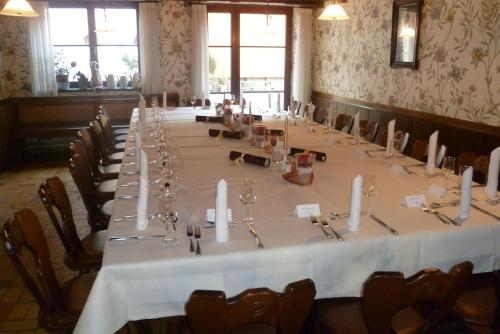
<box><xmin>390</xmin><ymin>0</ymin><xmax>423</xmax><ymax>69</ymax></box>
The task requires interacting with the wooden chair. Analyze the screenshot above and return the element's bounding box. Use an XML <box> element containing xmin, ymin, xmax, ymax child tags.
<box><xmin>78</xmin><ymin>129</ymin><xmax>119</xmax><ymax>182</ymax></box>
<box><xmin>457</xmin><ymin>151</ymin><xmax>476</xmax><ymax>170</ymax></box>
<box><xmin>335</xmin><ymin>114</ymin><xmax>353</xmax><ymax>132</ymax></box>
<box><xmin>410</xmin><ymin>139</ymin><xmax>429</xmax><ymax>162</ymax></box>
<box><xmin>185</xmin><ymin>279</ymin><xmax>316</xmax><ymax>334</ymax></box>
<box><xmin>1</xmin><ymin>208</ymin><xmax>97</xmax><ymax>333</ymax></box>
<box><xmin>97</xmin><ymin>113</ymin><xmax>127</xmax><ymax>143</ymax></box>
<box><xmin>97</xmin><ymin>105</ymin><xmax>129</xmax><ymax>135</ymax></box>
<box><xmin>473</xmin><ymin>154</ymin><xmax>490</xmax><ymax>185</ymax></box>
<box><xmin>69</xmin><ymin>142</ymin><xmax>113</xmax><ymax>231</ymax></box>
<box><xmin>313</xmin><ymin>107</ymin><xmax>327</xmax><ymax>124</ymax></box>
<box><xmin>453</xmin><ymin>272</ymin><xmax>500</xmax><ymax>334</ymax></box>
<box><xmin>88</xmin><ymin>120</ymin><xmax>123</xmax><ymax>166</ymax></box>
<box><xmin>316</xmin><ymin>261</ymin><xmax>473</xmax><ymax>334</ymax></box>
<box><xmin>360</xmin><ymin>121</ymin><xmax>379</xmax><ymax>143</ymax></box>
<box><xmin>294</xmin><ymin>101</ymin><xmax>302</xmax><ymax>116</ymax></box>
<box><xmin>39</xmin><ymin>177</ymin><xmax>105</xmax><ymax>272</ymax></box>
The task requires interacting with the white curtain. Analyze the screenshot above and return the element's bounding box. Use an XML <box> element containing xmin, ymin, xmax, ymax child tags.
<box><xmin>292</xmin><ymin>8</ymin><xmax>313</xmax><ymax>116</ymax></box>
<box><xmin>139</xmin><ymin>3</ymin><xmax>162</xmax><ymax>94</ymax></box>
<box><xmin>29</xmin><ymin>2</ymin><xmax>57</xmax><ymax>96</ymax></box>
<box><xmin>191</xmin><ymin>4</ymin><xmax>210</xmax><ymax>100</ymax></box>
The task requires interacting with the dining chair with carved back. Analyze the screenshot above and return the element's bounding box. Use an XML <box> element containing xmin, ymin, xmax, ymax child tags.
<box><xmin>410</xmin><ymin>138</ymin><xmax>429</xmax><ymax>162</ymax></box>
<box><xmin>473</xmin><ymin>154</ymin><xmax>490</xmax><ymax>185</ymax></box>
<box><xmin>313</xmin><ymin>107</ymin><xmax>327</xmax><ymax>124</ymax></box>
<box><xmin>316</xmin><ymin>261</ymin><xmax>473</xmax><ymax>334</ymax></box>
<box><xmin>38</xmin><ymin>176</ymin><xmax>105</xmax><ymax>273</ymax></box>
<box><xmin>78</xmin><ymin>128</ymin><xmax>119</xmax><ymax>182</ymax></box>
<box><xmin>88</xmin><ymin>120</ymin><xmax>123</xmax><ymax>166</ymax></box>
<box><xmin>97</xmin><ymin>114</ymin><xmax>126</xmax><ymax>153</ymax></box>
<box><xmin>457</xmin><ymin>151</ymin><xmax>476</xmax><ymax>171</ymax></box>
<box><xmin>69</xmin><ymin>141</ymin><xmax>114</xmax><ymax>232</ymax></box>
<box><xmin>335</xmin><ymin>114</ymin><xmax>353</xmax><ymax>133</ymax></box>
<box><xmin>1</xmin><ymin>208</ymin><xmax>97</xmax><ymax>334</ymax></box>
<box><xmin>97</xmin><ymin>105</ymin><xmax>129</xmax><ymax>136</ymax></box>
<box><xmin>184</xmin><ymin>279</ymin><xmax>316</xmax><ymax>334</ymax></box>
<box><xmin>363</xmin><ymin>122</ymin><xmax>380</xmax><ymax>143</ymax></box>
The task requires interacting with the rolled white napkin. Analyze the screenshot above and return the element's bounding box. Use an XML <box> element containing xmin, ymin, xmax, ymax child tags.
<box><xmin>435</xmin><ymin>145</ymin><xmax>447</xmax><ymax>167</ymax></box>
<box><xmin>268</xmin><ymin>92</ymin><xmax>271</xmax><ymax>109</ymax></box>
<box><xmin>136</xmin><ymin>148</ymin><xmax>149</xmax><ymax>230</ymax></box>
<box><xmin>163</xmin><ymin>91</ymin><xmax>167</xmax><ymax>109</ymax></box>
<box><xmin>385</xmin><ymin>119</ymin><xmax>396</xmax><ymax>157</ymax></box>
<box><xmin>348</xmin><ymin>174</ymin><xmax>363</xmax><ymax>232</ymax></box>
<box><xmin>249</xmin><ymin>101</ymin><xmax>252</xmax><ymax>115</ymax></box>
<box><xmin>277</xmin><ymin>93</ymin><xmax>281</xmax><ymax>113</ymax></box>
<box><xmin>459</xmin><ymin>166</ymin><xmax>473</xmax><ymax>220</ymax></box>
<box><xmin>426</xmin><ymin>130</ymin><xmax>439</xmax><ymax>174</ymax></box>
<box><xmin>135</xmin><ymin>129</ymin><xmax>142</xmax><ymax>172</ymax></box>
<box><xmin>400</xmin><ymin>132</ymin><xmax>410</xmax><ymax>153</ymax></box>
<box><xmin>202</xmin><ymin>91</ymin><xmax>206</xmax><ymax>107</ymax></box>
<box><xmin>352</xmin><ymin>112</ymin><xmax>360</xmax><ymax>135</ymax></box>
<box><xmin>215</xmin><ymin>179</ymin><xmax>229</xmax><ymax>242</ymax></box>
<box><xmin>485</xmin><ymin>147</ymin><xmax>500</xmax><ymax>199</ymax></box>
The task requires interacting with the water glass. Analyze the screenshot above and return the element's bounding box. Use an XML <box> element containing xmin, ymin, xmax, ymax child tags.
<box><xmin>456</xmin><ymin>164</ymin><xmax>471</xmax><ymax>190</ymax></box>
<box><xmin>239</xmin><ymin>179</ymin><xmax>256</xmax><ymax>224</ymax></box>
<box><xmin>190</xmin><ymin>95</ymin><xmax>196</xmax><ymax>109</ymax></box>
<box><xmin>442</xmin><ymin>156</ymin><xmax>456</xmax><ymax>189</ymax></box>
<box><xmin>158</xmin><ymin>193</ymin><xmax>178</xmax><ymax>246</ymax></box>
<box><xmin>362</xmin><ymin>175</ymin><xmax>378</xmax><ymax>215</ymax></box>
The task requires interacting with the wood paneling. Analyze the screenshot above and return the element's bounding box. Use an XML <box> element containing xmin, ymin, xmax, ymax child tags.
<box><xmin>0</xmin><ymin>100</ymin><xmax>15</xmax><ymax>171</ymax></box>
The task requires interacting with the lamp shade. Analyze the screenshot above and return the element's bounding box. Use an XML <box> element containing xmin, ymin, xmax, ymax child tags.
<box><xmin>0</xmin><ymin>0</ymin><xmax>39</xmax><ymax>17</ymax></box>
<box><xmin>318</xmin><ymin>3</ymin><xmax>350</xmax><ymax>20</ymax></box>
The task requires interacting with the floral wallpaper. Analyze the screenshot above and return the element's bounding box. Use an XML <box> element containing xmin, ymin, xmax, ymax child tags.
<box><xmin>159</xmin><ymin>1</ymin><xmax>192</xmax><ymax>105</ymax></box>
<box><xmin>312</xmin><ymin>0</ymin><xmax>500</xmax><ymax>127</ymax></box>
<box><xmin>0</xmin><ymin>16</ymin><xmax>31</xmax><ymax>99</ymax></box>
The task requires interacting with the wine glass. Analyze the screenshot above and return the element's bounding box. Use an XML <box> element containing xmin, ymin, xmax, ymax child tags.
<box><xmin>239</xmin><ymin>179</ymin><xmax>256</xmax><ymax>224</ymax></box>
<box><xmin>456</xmin><ymin>164</ymin><xmax>471</xmax><ymax>191</ymax></box>
<box><xmin>442</xmin><ymin>156</ymin><xmax>456</xmax><ymax>190</ymax></box>
<box><xmin>190</xmin><ymin>95</ymin><xmax>196</xmax><ymax>109</ymax></box>
<box><xmin>362</xmin><ymin>175</ymin><xmax>378</xmax><ymax>215</ymax></box>
<box><xmin>388</xmin><ymin>138</ymin><xmax>402</xmax><ymax>158</ymax></box>
<box><xmin>158</xmin><ymin>192</ymin><xmax>178</xmax><ymax>246</ymax></box>
<box><xmin>151</xmin><ymin>96</ymin><xmax>158</xmax><ymax>108</ymax></box>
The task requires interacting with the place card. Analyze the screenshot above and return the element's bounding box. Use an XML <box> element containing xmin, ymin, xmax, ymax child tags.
<box><xmin>295</xmin><ymin>204</ymin><xmax>321</xmax><ymax>218</ymax></box>
<box><xmin>353</xmin><ymin>148</ymin><xmax>366</xmax><ymax>159</ymax></box>
<box><xmin>427</xmin><ymin>183</ymin><xmax>447</xmax><ymax>198</ymax></box>
<box><xmin>326</xmin><ymin>136</ymin><xmax>336</xmax><ymax>145</ymax></box>
<box><xmin>389</xmin><ymin>164</ymin><xmax>405</xmax><ymax>176</ymax></box>
<box><xmin>403</xmin><ymin>194</ymin><xmax>427</xmax><ymax>208</ymax></box>
<box><xmin>207</xmin><ymin>208</ymin><xmax>232</xmax><ymax>223</ymax></box>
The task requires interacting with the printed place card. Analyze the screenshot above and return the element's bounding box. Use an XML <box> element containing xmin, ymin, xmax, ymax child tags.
<box><xmin>295</xmin><ymin>204</ymin><xmax>321</xmax><ymax>218</ymax></box>
<box><xmin>353</xmin><ymin>148</ymin><xmax>367</xmax><ymax>159</ymax></box>
<box><xmin>389</xmin><ymin>164</ymin><xmax>405</xmax><ymax>176</ymax></box>
<box><xmin>427</xmin><ymin>183</ymin><xmax>447</xmax><ymax>198</ymax></box>
<box><xmin>206</xmin><ymin>209</ymin><xmax>232</xmax><ymax>222</ymax></box>
<box><xmin>326</xmin><ymin>136</ymin><xmax>336</xmax><ymax>145</ymax></box>
<box><xmin>404</xmin><ymin>194</ymin><xmax>427</xmax><ymax>208</ymax></box>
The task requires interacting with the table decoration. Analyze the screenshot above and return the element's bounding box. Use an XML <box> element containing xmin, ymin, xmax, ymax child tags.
<box><xmin>426</xmin><ymin>131</ymin><xmax>439</xmax><ymax>175</ymax></box>
<box><xmin>252</xmin><ymin>124</ymin><xmax>267</xmax><ymax>148</ymax></box>
<box><xmin>289</xmin><ymin>147</ymin><xmax>327</xmax><ymax>162</ymax></box>
<box><xmin>485</xmin><ymin>146</ymin><xmax>499</xmax><ymax>200</ymax></box>
<box><xmin>208</xmin><ymin>129</ymin><xmax>244</xmax><ymax>139</ymax></box>
<box><xmin>229</xmin><ymin>151</ymin><xmax>270</xmax><ymax>167</ymax></box>
<box><xmin>136</xmin><ymin>148</ymin><xmax>149</xmax><ymax>231</ymax></box>
<box><xmin>282</xmin><ymin>152</ymin><xmax>315</xmax><ymax>186</ymax></box>
<box><xmin>348</xmin><ymin>175</ymin><xmax>363</xmax><ymax>231</ymax></box>
<box><xmin>216</xmin><ymin>179</ymin><xmax>229</xmax><ymax>242</ymax></box>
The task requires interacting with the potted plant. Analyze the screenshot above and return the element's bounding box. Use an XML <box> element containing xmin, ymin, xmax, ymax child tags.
<box><xmin>74</xmin><ymin>72</ymin><xmax>89</xmax><ymax>90</ymax></box>
<box><xmin>55</xmin><ymin>64</ymin><xmax>69</xmax><ymax>90</ymax></box>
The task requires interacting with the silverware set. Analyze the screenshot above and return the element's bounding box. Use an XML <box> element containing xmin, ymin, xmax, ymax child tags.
<box><xmin>369</xmin><ymin>214</ymin><xmax>398</xmax><ymax>236</ymax></box>
<box><xmin>431</xmin><ymin>199</ymin><xmax>499</xmax><ymax>220</ymax></box>
<box><xmin>247</xmin><ymin>224</ymin><xmax>264</xmax><ymax>248</ymax></box>
<box><xmin>310</xmin><ymin>216</ymin><xmax>344</xmax><ymax>241</ymax></box>
<box><xmin>186</xmin><ymin>225</ymin><xmax>201</xmax><ymax>255</ymax></box>
<box><xmin>420</xmin><ymin>204</ymin><xmax>460</xmax><ymax>226</ymax></box>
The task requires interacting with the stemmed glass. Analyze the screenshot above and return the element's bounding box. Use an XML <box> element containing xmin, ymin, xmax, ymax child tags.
<box><xmin>388</xmin><ymin>138</ymin><xmax>402</xmax><ymax>158</ymax></box>
<box><xmin>239</xmin><ymin>179</ymin><xmax>256</xmax><ymax>224</ymax></box>
<box><xmin>158</xmin><ymin>192</ymin><xmax>178</xmax><ymax>246</ymax></box>
<box><xmin>151</xmin><ymin>96</ymin><xmax>158</xmax><ymax>108</ymax></box>
<box><xmin>362</xmin><ymin>175</ymin><xmax>378</xmax><ymax>215</ymax></box>
<box><xmin>190</xmin><ymin>95</ymin><xmax>196</xmax><ymax>109</ymax></box>
<box><xmin>442</xmin><ymin>156</ymin><xmax>456</xmax><ymax>190</ymax></box>
<box><xmin>456</xmin><ymin>164</ymin><xmax>471</xmax><ymax>192</ymax></box>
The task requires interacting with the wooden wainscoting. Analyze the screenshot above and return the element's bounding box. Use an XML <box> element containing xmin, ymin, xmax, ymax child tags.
<box><xmin>311</xmin><ymin>91</ymin><xmax>500</xmax><ymax>157</ymax></box>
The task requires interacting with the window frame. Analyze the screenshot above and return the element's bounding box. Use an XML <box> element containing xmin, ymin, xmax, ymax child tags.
<box><xmin>49</xmin><ymin>1</ymin><xmax>140</xmax><ymax>87</ymax></box>
<box><xmin>208</xmin><ymin>4</ymin><xmax>293</xmax><ymax>109</ymax></box>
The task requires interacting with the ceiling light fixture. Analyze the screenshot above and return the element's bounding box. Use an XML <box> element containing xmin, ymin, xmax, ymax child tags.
<box><xmin>0</xmin><ymin>0</ymin><xmax>39</xmax><ymax>17</ymax></box>
<box><xmin>318</xmin><ymin>0</ymin><xmax>350</xmax><ymax>21</ymax></box>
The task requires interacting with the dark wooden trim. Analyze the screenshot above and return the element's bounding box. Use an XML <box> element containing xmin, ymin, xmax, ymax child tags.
<box><xmin>312</xmin><ymin>91</ymin><xmax>499</xmax><ymax>137</ymax></box>
<box><xmin>196</xmin><ymin>0</ymin><xmax>322</xmax><ymax>8</ymax></box>
<box><xmin>284</xmin><ymin>6</ymin><xmax>292</xmax><ymax>109</ymax></box>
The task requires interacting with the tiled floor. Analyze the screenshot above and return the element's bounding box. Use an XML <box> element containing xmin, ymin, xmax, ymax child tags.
<box><xmin>0</xmin><ymin>165</ymin><xmax>90</xmax><ymax>333</ymax></box>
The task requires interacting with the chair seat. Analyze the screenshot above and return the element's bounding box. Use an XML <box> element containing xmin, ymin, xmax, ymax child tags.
<box><xmin>453</xmin><ymin>273</ymin><xmax>497</xmax><ymax>326</ymax></box>
<box><xmin>100</xmin><ymin>163</ymin><xmax>121</xmax><ymax>174</ymax></box>
<box><xmin>80</xmin><ymin>230</ymin><xmax>107</xmax><ymax>257</ymax></box>
<box><xmin>317</xmin><ymin>297</ymin><xmax>423</xmax><ymax>334</ymax></box>
<box><xmin>100</xmin><ymin>200</ymin><xmax>114</xmax><ymax>216</ymax></box>
<box><xmin>114</xmin><ymin>142</ymin><xmax>127</xmax><ymax>151</ymax></box>
<box><xmin>109</xmin><ymin>151</ymin><xmax>124</xmax><ymax>160</ymax></box>
<box><xmin>113</xmin><ymin>128</ymin><xmax>129</xmax><ymax>135</ymax></box>
<box><xmin>115</xmin><ymin>134</ymin><xmax>128</xmax><ymax>142</ymax></box>
<box><xmin>64</xmin><ymin>230</ymin><xmax>106</xmax><ymax>272</ymax></box>
<box><xmin>97</xmin><ymin>179</ymin><xmax>118</xmax><ymax>193</ymax></box>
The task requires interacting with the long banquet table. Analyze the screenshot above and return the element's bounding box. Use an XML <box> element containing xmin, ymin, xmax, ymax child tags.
<box><xmin>74</xmin><ymin>107</ymin><xmax>500</xmax><ymax>334</ymax></box>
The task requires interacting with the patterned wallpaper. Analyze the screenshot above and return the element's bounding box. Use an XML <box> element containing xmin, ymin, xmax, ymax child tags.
<box><xmin>312</xmin><ymin>0</ymin><xmax>500</xmax><ymax>127</ymax></box>
<box><xmin>0</xmin><ymin>16</ymin><xmax>31</xmax><ymax>99</ymax></box>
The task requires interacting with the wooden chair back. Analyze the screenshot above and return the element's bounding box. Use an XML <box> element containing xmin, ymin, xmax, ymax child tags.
<box><xmin>362</xmin><ymin>121</ymin><xmax>379</xmax><ymax>143</ymax></box>
<box><xmin>335</xmin><ymin>114</ymin><xmax>353</xmax><ymax>132</ymax></box>
<box><xmin>2</xmin><ymin>209</ymin><xmax>61</xmax><ymax>310</ymax></box>
<box><xmin>294</xmin><ymin>101</ymin><xmax>302</xmax><ymax>115</ymax></box>
<box><xmin>185</xmin><ymin>279</ymin><xmax>316</xmax><ymax>334</ymax></box>
<box><xmin>78</xmin><ymin>129</ymin><xmax>104</xmax><ymax>180</ymax></box>
<box><xmin>38</xmin><ymin>177</ymin><xmax>84</xmax><ymax>261</ymax></box>
<box><xmin>361</xmin><ymin>261</ymin><xmax>473</xmax><ymax>334</ymax></box>
<box><xmin>89</xmin><ymin>120</ymin><xmax>112</xmax><ymax>161</ymax></box>
<box><xmin>457</xmin><ymin>151</ymin><xmax>476</xmax><ymax>169</ymax></box>
<box><xmin>97</xmin><ymin>114</ymin><xmax>115</xmax><ymax>145</ymax></box>
<box><xmin>410</xmin><ymin>139</ymin><xmax>429</xmax><ymax>161</ymax></box>
<box><xmin>313</xmin><ymin>107</ymin><xmax>327</xmax><ymax>124</ymax></box>
<box><xmin>473</xmin><ymin>155</ymin><xmax>490</xmax><ymax>184</ymax></box>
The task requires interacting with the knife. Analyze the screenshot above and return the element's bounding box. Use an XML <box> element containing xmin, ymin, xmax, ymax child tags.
<box><xmin>108</xmin><ymin>235</ymin><xmax>164</xmax><ymax>241</ymax></box>
<box><xmin>369</xmin><ymin>214</ymin><xmax>398</xmax><ymax>236</ymax></box>
<box><xmin>247</xmin><ymin>224</ymin><xmax>264</xmax><ymax>248</ymax></box>
<box><xmin>471</xmin><ymin>203</ymin><xmax>500</xmax><ymax>221</ymax></box>
<box><xmin>319</xmin><ymin>216</ymin><xmax>344</xmax><ymax>241</ymax></box>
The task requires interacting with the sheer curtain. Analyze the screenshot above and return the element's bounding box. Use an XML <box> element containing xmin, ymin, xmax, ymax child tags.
<box><xmin>29</xmin><ymin>1</ymin><xmax>57</xmax><ymax>96</ymax></box>
<box><xmin>191</xmin><ymin>4</ymin><xmax>210</xmax><ymax>100</ymax></box>
<box><xmin>139</xmin><ymin>2</ymin><xmax>162</xmax><ymax>94</ymax></box>
<box><xmin>292</xmin><ymin>8</ymin><xmax>313</xmax><ymax>116</ymax></box>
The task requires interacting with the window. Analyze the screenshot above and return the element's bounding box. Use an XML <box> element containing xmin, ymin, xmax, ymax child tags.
<box><xmin>49</xmin><ymin>2</ymin><xmax>139</xmax><ymax>90</ymax></box>
<box><xmin>208</xmin><ymin>6</ymin><xmax>292</xmax><ymax>110</ymax></box>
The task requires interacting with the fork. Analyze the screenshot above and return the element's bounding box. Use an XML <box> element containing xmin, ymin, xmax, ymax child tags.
<box><xmin>431</xmin><ymin>199</ymin><xmax>459</xmax><ymax>209</ymax></box>
<box><xmin>310</xmin><ymin>215</ymin><xmax>332</xmax><ymax>239</ymax></box>
<box><xmin>194</xmin><ymin>226</ymin><xmax>201</xmax><ymax>255</ymax></box>
<box><xmin>187</xmin><ymin>225</ymin><xmax>194</xmax><ymax>253</ymax></box>
<box><xmin>421</xmin><ymin>204</ymin><xmax>459</xmax><ymax>226</ymax></box>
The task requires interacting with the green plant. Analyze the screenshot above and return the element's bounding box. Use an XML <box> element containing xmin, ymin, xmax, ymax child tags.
<box><xmin>54</xmin><ymin>50</ymin><xmax>70</xmax><ymax>76</ymax></box>
<box><xmin>209</xmin><ymin>54</ymin><xmax>217</xmax><ymax>74</ymax></box>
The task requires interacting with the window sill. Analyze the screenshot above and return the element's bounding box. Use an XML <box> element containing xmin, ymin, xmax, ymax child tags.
<box><xmin>57</xmin><ymin>87</ymin><xmax>141</xmax><ymax>93</ymax></box>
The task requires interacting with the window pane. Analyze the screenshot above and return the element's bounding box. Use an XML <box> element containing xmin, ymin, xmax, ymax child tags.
<box><xmin>209</xmin><ymin>47</ymin><xmax>231</xmax><ymax>93</ymax></box>
<box><xmin>53</xmin><ymin>46</ymin><xmax>91</xmax><ymax>80</ymax></box>
<box><xmin>95</xmin><ymin>8</ymin><xmax>138</xmax><ymax>45</ymax></box>
<box><xmin>240</xmin><ymin>47</ymin><xmax>284</xmax><ymax>91</ymax></box>
<box><xmin>49</xmin><ymin>8</ymin><xmax>89</xmax><ymax>45</ymax></box>
<box><xmin>208</xmin><ymin>13</ymin><xmax>231</xmax><ymax>46</ymax></box>
<box><xmin>240</xmin><ymin>14</ymin><xmax>285</xmax><ymax>47</ymax></box>
<box><xmin>97</xmin><ymin>46</ymin><xmax>139</xmax><ymax>78</ymax></box>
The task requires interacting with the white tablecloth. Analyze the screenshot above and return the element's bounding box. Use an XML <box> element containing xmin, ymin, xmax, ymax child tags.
<box><xmin>74</xmin><ymin>107</ymin><xmax>500</xmax><ymax>334</ymax></box>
